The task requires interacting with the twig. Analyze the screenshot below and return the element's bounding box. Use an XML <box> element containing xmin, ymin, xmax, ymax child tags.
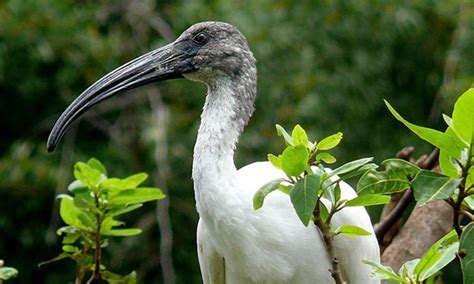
<box><xmin>313</xmin><ymin>201</ymin><xmax>345</xmax><ymax>284</ymax></box>
<box><xmin>375</xmin><ymin>148</ymin><xmax>439</xmax><ymax>244</ymax></box>
<box><xmin>88</xmin><ymin>195</ymin><xmax>103</xmax><ymax>283</ymax></box>
<box><xmin>375</xmin><ymin>189</ymin><xmax>413</xmax><ymax>243</ymax></box>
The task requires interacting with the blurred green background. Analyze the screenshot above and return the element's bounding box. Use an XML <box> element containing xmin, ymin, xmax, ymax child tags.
<box><xmin>0</xmin><ymin>0</ymin><xmax>473</xmax><ymax>283</ymax></box>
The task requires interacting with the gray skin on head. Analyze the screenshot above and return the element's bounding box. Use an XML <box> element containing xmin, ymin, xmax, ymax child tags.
<box><xmin>182</xmin><ymin>21</ymin><xmax>258</xmax><ymax>128</ymax></box>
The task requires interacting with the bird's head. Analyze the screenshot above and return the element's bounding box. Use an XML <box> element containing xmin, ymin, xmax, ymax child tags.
<box><xmin>47</xmin><ymin>21</ymin><xmax>256</xmax><ymax>152</ymax></box>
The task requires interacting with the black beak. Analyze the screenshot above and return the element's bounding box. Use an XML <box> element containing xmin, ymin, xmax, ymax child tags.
<box><xmin>47</xmin><ymin>41</ymin><xmax>196</xmax><ymax>152</ymax></box>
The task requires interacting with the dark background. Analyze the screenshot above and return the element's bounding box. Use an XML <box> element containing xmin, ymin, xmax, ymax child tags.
<box><xmin>0</xmin><ymin>0</ymin><xmax>473</xmax><ymax>283</ymax></box>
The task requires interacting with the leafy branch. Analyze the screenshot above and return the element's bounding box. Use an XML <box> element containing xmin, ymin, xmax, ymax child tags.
<box><xmin>364</xmin><ymin>87</ymin><xmax>474</xmax><ymax>283</ymax></box>
<box><xmin>39</xmin><ymin>158</ymin><xmax>165</xmax><ymax>283</ymax></box>
<box><xmin>254</xmin><ymin>124</ymin><xmax>389</xmax><ymax>283</ymax></box>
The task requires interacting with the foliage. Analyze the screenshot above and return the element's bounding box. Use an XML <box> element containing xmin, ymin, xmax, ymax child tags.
<box><xmin>0</xmin><ymin>264</ymin><xmax>18</xmax><ymax>281</ymax></box>
<box><xmin>39</xmin><ymin>158</ymin><xmax>165</xmax><ymax>283</ymax></box>
<box><xmin>254</xmin><ymin>124</ymin><xmax>388</xmax><ymax>282</ymax></box>
<box><xmin>363</xmin><ymin>88</ymin><xmax>474</xmax><ymax>283</ymax></box>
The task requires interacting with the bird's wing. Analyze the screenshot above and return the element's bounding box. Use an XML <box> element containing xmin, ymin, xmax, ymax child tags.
<box><xmin>197</xmin><ymin>220</ymin><xmax>225</xmax><ymax>284</ymax></box>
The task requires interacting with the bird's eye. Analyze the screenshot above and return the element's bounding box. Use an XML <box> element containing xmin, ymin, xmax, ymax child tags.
<box><xmin>192</xmin><ymin>32</ymin><xmax>209</xmax><ymax>45</ymax></box>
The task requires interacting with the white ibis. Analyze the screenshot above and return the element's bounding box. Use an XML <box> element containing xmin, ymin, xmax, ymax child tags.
<box><xmin>48</xmin><ymin>21</ymin><xmax>380</xmax><ymax>283</ymax></box>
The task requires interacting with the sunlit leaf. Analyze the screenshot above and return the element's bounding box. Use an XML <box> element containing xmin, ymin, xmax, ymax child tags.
<box><xmin>399</xmin><ymin>259</ymin><xmax>419</xmax><ymax>280</ymax></box>
<box><xmin>290</xmin><ymin>174</ymin><xmax>321</xmax><ymax>226</ymax></box>
<box><xmin>109</xmin><ymin>187</ymin><xmax>165</xmax><ymax>205</ymax></box>
<box><xmin>107</xmin><ymin>204</ymin><xmax>143</xmax><ymax>217</ymax></box>
<box><xmin>335</xmin><ymin>225</ymin><xmax>371</xmax><ymax>237</ymax></box>
<box><xmin>415</xmin><ymin>230</ymin><xmax>459</xmax><ymax>281</ymax></box>
<box><xmin>316</xmin><ymin>132</ymin><xmax>343</xmax><ymax>150</ymax></box>
<box><xmin>100</xmin><ymin>173</ymin><xmax>148</xmax><ymax>191</ymax></box>
<box><xmin>452</xmin><ymin>88</ymin><xmax>474</xmax><ymax>144</ymax></box>
<box><xmin>67</xmin><ymin>180</ymin><xmax>88</xmax><ymax>194</ymax></box>
<box><xmin>385</xmin><ymin>100</ymin><xmax>461</xmax><ymax>158</ymax></box>
<box><xmin>459</xmin><ymin>223</ymin><xmax>474</xmax><ymax>284</ymax></box>
<box><xmin>74</xmin><ymin>162</ymin><xmax>102</xmax><ymax>189</ymax></box>
<box><xmin>281</xmin><ymin>145</ymin><xmax>309</xmax><ymax>176</ymax></box>
<box><xmin>316</xmin><ymin>152</ymin><xmax>336</xmax><ymax>164</ymax></box>
<box><xmin>345</xmin><ymin>194</ymin><xmax>391</xmax><ymax>207</ymax></box>
<box><xmin>412</xmin><ymin>170</ymin><xmax>461</xmax><ymax>206</ymax></box>
<box><xmin>275</xmin><ymin>124</ymin><xmax>293</xmax><ymax>145</ymax></box>
<box><xmin>87</xmin><ymin>158</ymin><xmax>107</xmax><ymax>177</ymax></box>
<box><xmin>102</xmin><ymin>228</ymin><xmax>142</xmax><ymax>237</ymax></box>
<box><xmin>363</xmin><ymin>259</ymin><xmax>404</xmax><ymax>282</ymax></box>
<box><xmin>0</xmin><ymin>267</ymin><xmax>18</xmax><ymax>280</ymax></box>
<box><xmin>253</xmin><ymin>178</ymin><xmax>285</xmax><ymax>210</ymax></box>
<box><xmin>59</xmin><ymin>196</ymin><xmax>93</xmax><ymax>228</ymax></box>
<box><xmin>291</xmin><ymin>124</ymin><xmax>309</xmax><ymax>147</ymax></box>
<box><xmin>267</xmin><ymin>154</ymin><xmax>282</xmax><ymax>169</ymax></box>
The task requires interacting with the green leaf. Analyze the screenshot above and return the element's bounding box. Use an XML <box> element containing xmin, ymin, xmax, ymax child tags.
<box><xmin>415</xmin><ymin>230</ymin><xmax>459</xmax><ymax>281</ymax></box>
<box><xmin>399</xmin><ymin>259</ymin><xmax>420</xmax><ymax>281</ymax></box>
<box><xmin>62</xmin><ymin>245</ymin><xmax>77</xmax><ymax>253</ymax></box>
<box><xmin>319</xmin><ymin>202</ymin><xmax>329</xmax><ymax>223</ymax></box>
<box><xmin>316</xmin><ymin>132</ymin><xmax>343</xmax><ymax>150</ymax></box>
<box><xmin>102</xmin><ymin>228</ymin><xmax>142</xmax><ymax>236</ymax></box>
<box><xmin>463</xmin><ymin>196</ymin><xmax>474</xmax><ymax>210</ymax></box>
<box><xmin>100</xmin><ymin>173</ymin><xmax>148</xmax><ymax>191</ymax></box>
<box><xmin>290</xmin><ymin>174</ymin><xmax>321</xmax><ymax>226</ymax></box>
<box><xmin>281</xmin><ymin>145</ymin><xmax>309</xmax><ymax>177</ymax></box>
<box><xmin>330</xmin><ymin>158</ymin><xmax>374</xmax><ymax>177</ymax></box>
<box><xmin>59</xmin><ymin>196</ymin><xmax>94</xmax><ymax>228</ymax></box>
<box><xmin>385</xmin><ymin>100</ymin><xmax>460</xmax><ymax>158</ymax></box>
<box><xmin>459</xmin><ymin>223</ymin><xmax>474</xmax><ymax>284</ymax></box>
<box><xmin>102</xmin><ymin>270</ymin><xmax>137</xmax><ymax>284</ymax></box>
<box><xmin>278</xmin><ymin>184</ymin><xmax>292</xmax><ymax>194</ymax></box>
<box><xmin>357</xmin><ymin>170</ymin><xmax>410</xmax><ymax>195</ymax></box>
<box><xmin>338</xmin><ymin>163</ymin><xmax>379</xmax><ymax>181</ymax></box>
<box><xmin>412</xmin><ymin>170</ymin><xmax>462</xmax><ymax>206</ymax></box>
<box><xmin>382</xmin><ymin>158</ymin><xmax>420</xmax><ymax>180</ymax></box>
<box><xmin>291</xmin><ymin>124</ymin><xmax>309</xmax><ymax>147</ymax></box>
<box><xmin>267</xmin><ymin>154</ymin><xmax>282</xmax><ymax>169</ymax></box>
<box><xmin>363</xmin><ymin>259</ymin><xmax>404</xmax><ymax>282</ymax></box>
<box><xmin>87</xmin><ymin>158</ymin><xmax>107</xmax><ymax>177</ymax></box>
<box><xmin>0</xmin><ymin>267</ymin><xmax>18</xmax><ymax>280</ymax></box>
<box><xmin>316</xmin><ymin>152</ymin><xmax>336</xmax><ymax>164</ymax></box>
<box><xmin>74</xmin><ymin>162</ymin><xmax>102</xmax><ymax>189</ymax></box>
<box><xmin>275</xmin><ymin>124</ymin><xmax>293</xmax><ymax>145</ymax></box>
<box><xmin>38</xmin><ymin>252</ymin><xmax>71</xmax><ymax>267</ymax></box>
<box><xmin>67</xmin><ymin>180</ymin><xmax>88</xmax><ymax>194</ymax></box>
<box><xmin>253</xmin><ymin>178</ymin><xmax>285</xmax><ymax>210</ymax></box>
<box><xmin>334</xmin><ymin>184</ymin><xmax>341</xmax><ymax>202</ymax></box>
<box><xmin>345</xmin><ymin>194</ymin><xmax>391</xmax><ymax>207</ymax></box>
<box><xmin>100</xmin><ymin>216</ymin><xmax>123</xmax><ymax>232</ymax></box>
<box><xmin>109</xmin><ymin>187</ymin><xmax>165</xmax><ymax>205</ymax></box>
<box><xmin>452</xmin><ymin>88</ymin><xmax>474</xmax><ymax>144</ymax></box>
<box><xmin>334</xmin><ymin>224</ymin><xmax>371</xmax><ymax>237</ymax></box>
<box><xmin>107</xmin><ymin>204</ymin><xmax>143</xmax><ymax>217</ymax></box>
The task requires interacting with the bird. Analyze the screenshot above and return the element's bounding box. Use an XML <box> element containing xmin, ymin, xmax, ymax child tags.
<box><xmin>48</xmin><ymin>21</ymin><xmax>380</xmax><ymax>283</ymax></box>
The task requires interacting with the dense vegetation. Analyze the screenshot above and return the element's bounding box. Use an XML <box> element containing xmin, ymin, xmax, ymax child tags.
<box><xmin>1</xmin><ymin>1</ymin><xmax>473</xmax><ymax>283</ymax></box>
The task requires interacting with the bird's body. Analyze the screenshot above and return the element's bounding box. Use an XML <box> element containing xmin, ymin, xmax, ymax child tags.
<box><xmin>48</xmin><ymin>21</ymin><xmax>380</xmax><ymax>283</ymax></box>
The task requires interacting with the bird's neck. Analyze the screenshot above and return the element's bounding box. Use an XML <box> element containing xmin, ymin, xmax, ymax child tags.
<box><xmin>192</xmin><ymin>74</ymin><xmax>256</xmax><ymax>216</ymax></box>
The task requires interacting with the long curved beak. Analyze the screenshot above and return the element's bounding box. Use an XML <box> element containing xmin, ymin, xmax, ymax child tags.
<box><xmin>47</xmin><ymin>42</ymin><xmax>195</xmax><ymax>152</ymax></box>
